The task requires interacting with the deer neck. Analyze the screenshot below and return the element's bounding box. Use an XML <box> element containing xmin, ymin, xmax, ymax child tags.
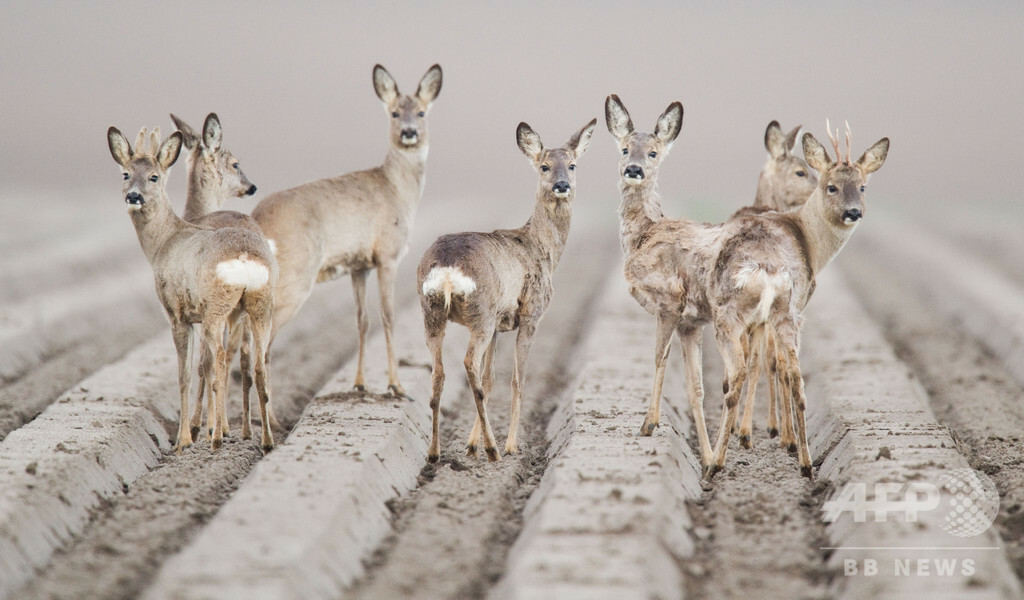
<box><xmin>618</xmin><ymin>180</ymin><xmax>664</xmax><ymax>253</ymax></box>
<box><xmin>182</xmin><ymin>155</ymin><xmax>222</xmax><ymax>221</ymax></box>
<box><xmin>753</xmin><ymin>168</ymin><xmax>780</xmax><ymax>210</ymax></box>
<box><xmin>383</xmin><ymin>144</ymin><xmax>428</xmax><ymax>214</ymax></box>
<box><xmin>524</xmin><ymin>195</ymin><xmax>572</xmax><ymax>268</ymax></box>
<box><xmin>130</xmin><ymin>195</ymin><xmax>189</xmax><ymax>265</ymax></box>
<box><xmin>792</xmin><ymin>190</ymin><xmax>855</xmax><ymax>275</ymax></box>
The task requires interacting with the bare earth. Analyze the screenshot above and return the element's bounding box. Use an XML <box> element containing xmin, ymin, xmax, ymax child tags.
<box><xmin>2</xmin><ymin>194</ymin><xmax>1023</xmax><ymax>600</ymax></box>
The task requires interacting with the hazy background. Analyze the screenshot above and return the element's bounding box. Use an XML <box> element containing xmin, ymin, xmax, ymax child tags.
<box><xmin>2</xmin><ymin>1</ymin><xmax>1022</xmax><ymax>229</ymax></box>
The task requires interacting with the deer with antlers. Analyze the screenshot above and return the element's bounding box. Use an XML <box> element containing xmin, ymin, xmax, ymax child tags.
<box><xmin>251</xmin><ymin>64</ymin><xmax>442</xmax><ymax>398</ymax></box>
<box><xmin>170</xmin><ymin>112</ymin><xmax>271</xmax><ymax>443</ymax></box>
<box><xmin>606</xmin><ymin>95</ymin><xmax>888</xmax><ymax>478</ymax></box>
<box><xmin>417</xmin><ymin>119</ymin><xmax>596</xmax><ymax>463</ymax></box>
<box><xmin>107</xmin><ymin>126</ymin><xmax>278</xmax><ymax>452</ymax></box>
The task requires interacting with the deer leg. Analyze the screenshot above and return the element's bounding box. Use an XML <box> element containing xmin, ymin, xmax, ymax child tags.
<box><xmin>777</xmin><ymin>323</ymin><xmax>812</xmax><ymax>478</ymax></box>
<box><xmin>351</xmin><ymin>269</ymin><xmax>369</xmax><ymax>392</ymax></box>
<box><xmin>235</xmin><ymin>316</ymin><xmax>252</xmax><ymax>440</ymax></box>
<box><xmin>678</xmin><ymin>326</ymin><xmax>712</xmax><ymax>470</ymax></box>
<box><xmin>708</xmin><ymin>325</ymin><xmax>747</xmax><ymax>480</ymax></box>
<box><xmin>171</xmin><ymin>322</ymin><xmax>195</xmax><ymax>453</ymax></box>
<box><xmin>467</xmin><ymin>332</ymin><xmax>496</xmax><ymax>457</ymax></box>
<box><xmin>189</xmin><ymin>326</ymin><xmax>205</xmax><ymax>441</ymax></box>
<box><xmin>202</xmin><ymin>320</ymin><xmax>228</xmax><ymax>450</ymax></box>
<box><xmin>465</xmin><ymin>328</ymin><xmax>500</xmax><ymax>461</ymax></box>
<box><xmin>765</xmin><ymin>326</ymin><xmax>780</xmax><ymax>438</ymax></box>
<box><xmin>249</xmin><ymin>310</ymin><xmax>275</xmax><ymax>452</ymax></box>
<box><xmin>738</xmin><ymin>326</ymin><xmax>764</xmax><ymax>449</ymax></box>
<box><xmin>641</xmin><ymin>313</ymin><xmax>676</xmax><ymax>436</ymax></box>
<box><xmin>776</xmin><ymin>338</ymin><xmax>797</xmax><ymax>453</ymax></box>
<box><xmin>425</xmin><ymin>319</ymin><xmax>446</xmax><ymax>463</ymax></box>
<box><xmin>506</xmin><ymin>323</ymin><xmax>536</xmax><ymax>455</ymax></box>
<box><xmin>377</xmin><ymin>262</ymin><xmax>407</xmax><ymax>399</ymax></box>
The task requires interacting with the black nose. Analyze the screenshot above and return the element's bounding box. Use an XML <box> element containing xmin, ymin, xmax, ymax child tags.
<box><xmin>552</xmin><ymin>181</ymin><xmax>570</xmax><ymax>194</ymax></box>
<box><xmin>126</xmin><ymin>192</ymin><xmax>143</xmax><ymax>205</ymax></box>
<box><xmin>624</xmin><ymin>165</ymin><xmax>644</xmax><ymax>179</ymax></box>
<box><xmin>842</xmin><ymin>208</ymin><xmax>863</xmax><ymax>222</ymax></box>
<box><xmin>245</xmin><ymin>184</ymin><xmax>257</xmax><ymax>196</ymax></box>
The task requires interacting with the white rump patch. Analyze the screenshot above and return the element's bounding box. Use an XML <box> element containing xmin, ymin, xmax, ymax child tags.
<box><xmin>734</xmin><ymin>261</ymin><xmax>792</xmax><ymax>325</ymax></box>
<box><xmin>267</xmin><ymin>239</ymin><xmax>278</xmax><ymax>256</ymax></box>
<box><xmin>421</xmin><ymin>266</ymin><xmax>477</xmax><ymax>297</ymax></box>
<box><xmin>216</xmin><ymin>254</ymin><xmax>270</xmax><ymax>289</ymax></box>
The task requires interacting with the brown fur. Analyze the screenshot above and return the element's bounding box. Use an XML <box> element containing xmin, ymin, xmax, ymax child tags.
<box><xmin>170</xmin><ymin>112</ymin><xmax>275</xmax><ymax>443</ymax></box>
<box><xmin>605</xmin><ymin>96</ymin><xmax>889</xmax><ymax>479</ymax></box>
<box><xmin>251</xmin><ymin>64</ymin><xmax>442</xmax><ymax>397</ymax></box>
<box><xmin>416</xmin><ymin>119</ymin><xmax>596</xmax><ymax>463</ymax></box>
<box><xmin>107</xmin><ymin>126</ymin><xmax>277</xmax><ymax>452</ymax></box>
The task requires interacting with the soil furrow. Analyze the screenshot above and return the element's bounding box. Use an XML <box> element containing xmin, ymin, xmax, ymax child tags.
<box><xmin>492</xmin><ymin>274</ymin><xmax>702</xmax><ymax>600</ymax></box>
<box><xmin>346</xmin><ymin>234</ymin><xmax>615</xmax><ymax>600</ymax></box>
<box><xmin>843</xmin><ymin>245</ymin><xmax>1024</xmax><ymax>585</ymax></box>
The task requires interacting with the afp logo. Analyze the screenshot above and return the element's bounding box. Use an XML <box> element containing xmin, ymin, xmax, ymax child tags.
<box><xmin>822</xmin><ymin>468</ymin><xmax>999</xmax><ymax>537</ymax></box>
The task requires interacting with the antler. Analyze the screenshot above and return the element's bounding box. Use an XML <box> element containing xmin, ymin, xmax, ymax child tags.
<box><xmin>825</xmin><ymin>118</ymin><xmax>842</xmax><ymax>163</ymax></box>
<box><xmin>844</xmin><ymin>120</ymin><xmax>852</xmax><ymax>165</ymax></box>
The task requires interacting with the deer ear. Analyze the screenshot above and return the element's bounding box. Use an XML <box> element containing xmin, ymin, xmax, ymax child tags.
<box><xmin>169</xmin><ymin>114</ymin><xmax>199</xmax><ymax>150</ymax></box>
<box><xmin>785</xmin><ymin>125</ymin><xmax>801</xmax><ymax>152</ymax></box>
<box><xmin>202</xmin><ymin>113</ymin><xmax>222</xmax><ymax>153</ymax></box>
<box><xmin>566</xmin><ymin>118</ymin><xmax>597</xmax><ymax>158</ymax></box>
<box><xmin>802</xmin><ymin>133</ymin><xmax>832</xmax><ymax>173</ymax></box>
<box><xmin>107</xmin><ymin>127</ymin><xmax>132</xmax><ymax>167</ymax></box>
<box><xmin>373</xmin><ymin>64</ymin><xmax>399</xmax><ymax>104</ymax></box>
<box><xmin>605</xmin><ymin>95</ymin><xmax>634</xmax><ymax>140</ymax></box>
<box><xmin>517</xmin><ymin>122</ymin><xmax>543</xmax><ymax>162</ymax></box>
<box><xmin>157</xmin><ymin>131</ymin><xmax>183</xmax><ymax>171</ymax></box>
<box><xmin>857</xmin><ymin>138</ymin><xmax>889</xmax><ymax>175</ymax></box>
<box><xmin>765</xmin><ymin>121</ymin><xmax>787</xmax><ymax>159</ymax></box>
<box><xmin>416</xmin><ymin>64</ymin><xmax>442</xmax><ymax>105</ymax></box>
<box><xmin>654</xmin><ymin>102</ymin><xmax>683</xmax><ymax>146</ymax></box>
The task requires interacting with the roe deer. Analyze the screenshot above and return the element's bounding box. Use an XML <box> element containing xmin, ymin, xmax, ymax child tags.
<box><xmin>730</xmin><ymin>121</ymin><xmax>818</xmax><ymax>450</ymax></box>
<box><xmin>705</xmin><ymin>122</ymin><xmax>888</xmax><ymax>479</ymax></box>
<box><xmin>606</xmin><ymin>96</ymin><xmax>888</xmax><ymax>479</ymax></box>
<box><xmin>171</xmin><ymin>112</ymin><xmax>271</xmax><ymax>442</ymax></box>
<box><xmin>107</xmin><ymin>126</ymin><xmax>277</xmax><ymax>452</ymax></box>
<box><xmin>416</xmin><ymin>119</ymin><xmax>596</xmax><ymax>462</ymax></box>
<box><xmin>251</xmin><ymin>64</ymin><xmax>442</xmax><ymax>398</ymax></box>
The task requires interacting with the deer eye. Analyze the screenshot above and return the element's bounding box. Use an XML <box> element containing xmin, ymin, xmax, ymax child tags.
<box><xmin>648</xmin><ymin>151</ymin><xmax>657</xmax><ymax>159</ymax></box>
<box><xmin>540</xmin><ymin>165</ymin><xmax>550</xmax><ymax>172</ymax></box>
<box><xmin>392</xmin><ymin>112</ymin><xmax>399</xmax><ymax>118</ymax></box>
<box><xmin>417</xmin><ymin>111</ymin><xmax>425</xmax><ymax>118</ymax></box>
<box><xmin>569</xmin><ymin>164</ymin><xmax>576</xmax><ymax>171</ymax></box>
<box><xmin>122</xmin><ymin>173</ymin><xmax>129</xmax><ymax>180</ymax></box>
<box><xmin>827</xmin><ymin>185</ymin><xmax>838</xmax><ymax>194</ymax></box>
<box><xmin>149</xmin><ymin>175</ymin><xmax>159</xmax><ymax>183</ymax></box>
<box><xmin>622</xmin><ymin>148</ymin><xmax>628</xmax><ymax>155</ymax></box>
<box><xmin>796</xmin><ymin>171</ymin><xmax>806</xmax><ymax>177</ymax></box>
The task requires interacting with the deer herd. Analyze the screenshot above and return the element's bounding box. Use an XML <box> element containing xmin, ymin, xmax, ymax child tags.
<box><xmin>106</xmin><ymin>64</ymin><xmax>888</xmax><ymax>482</ymax></box>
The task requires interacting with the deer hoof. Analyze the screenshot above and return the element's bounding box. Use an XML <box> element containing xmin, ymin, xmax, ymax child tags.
<box><xmin>739</xmin><ymin>434</ymin><xmax>751</xmax><ymax>449</ymax></box>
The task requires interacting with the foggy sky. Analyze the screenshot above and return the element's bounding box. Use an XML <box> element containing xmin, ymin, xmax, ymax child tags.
<box><xmin>2</xmin><ymin>1</ymin><xmax>1022</xmax><ymax>227</ymax></box>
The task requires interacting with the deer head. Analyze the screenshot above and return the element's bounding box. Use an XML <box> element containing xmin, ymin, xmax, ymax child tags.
<box><xmin>605</xmin><ymin>95</ymin><xmax>683</xmax><ymax>187</ymax></box>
